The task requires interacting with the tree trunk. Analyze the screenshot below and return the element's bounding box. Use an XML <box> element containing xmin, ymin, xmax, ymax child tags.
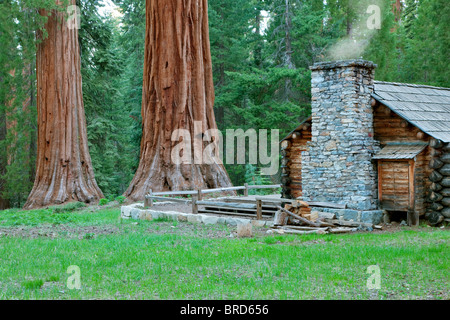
<box><xmin>0</xmin><ymin>101</ymin><xmax>10</xmax><ymax>210</ymax></box>
<box><xmin>24</xmin><ymin>2</ymin><xmax>103</xmax><ymax>209</ymax></box>
<box><xmin>124</xmin><ymin>0</ymin><xmax>233</xmax><ymax>201</ymax></box>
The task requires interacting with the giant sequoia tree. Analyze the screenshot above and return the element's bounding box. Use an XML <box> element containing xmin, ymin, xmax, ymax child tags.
<box><xmin>24</xmin><ymin>2</ymin><xmax>103</xmax><ymax>208</ymax></box>
<box><xmin>124</xmin><ymin>0</ymin><xmax>233</xmax><ymax>200</ymax></box>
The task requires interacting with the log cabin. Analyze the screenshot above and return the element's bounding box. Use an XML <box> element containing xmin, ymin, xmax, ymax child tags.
<box><xmin>281</xmin><ymin>60</ymin><xmax>450</xmax><ymax>226</ymax></box>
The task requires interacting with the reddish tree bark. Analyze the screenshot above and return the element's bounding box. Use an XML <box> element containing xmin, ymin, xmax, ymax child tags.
<box><xmin>125</xmin><ymin>0</ymin><xmax>233</xmax><ymax>201</ymax></box>
<box><xmin>24</xmin><ymin>2</ymin><xmax>103</xmax><ymax>209</ymax></box>
<box><xmin>0</xmin><ymin>103</ymin><xmax>9</xmax><ymax>210</ymax></box>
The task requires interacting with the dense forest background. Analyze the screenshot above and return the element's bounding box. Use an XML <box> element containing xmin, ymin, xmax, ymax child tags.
<box><xmin>0</xmin><ymin>0</ymin><xmax>449</xmax><ymax>208</ymax></box>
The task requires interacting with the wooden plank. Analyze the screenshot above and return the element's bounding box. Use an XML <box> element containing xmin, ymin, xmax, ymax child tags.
<box><xmin>329</xmin><ymin>227</ymin><xmax>355</xmax><ymax>234</ymax></box>
<box><xmin>324</xmin><ymin>219</ymin><xmax>373</xmax><ymax>228</ymax></box>
<box><xmin>279</xmin><ymin>225</ymin><xmax>329</xmax><ymax>232</ymax></box>
<box><xmin>201</xmin><ymin>186</ymin><xmax>246</xmax><ymax>194</ymax></box>
<box><xmin>247</xmin><ymin>184</ymin><xmax>281</xmax><ymax>189</ymax></box>
<box><xmin>254</xmin><ymin>197</ymin><xmax>297</xmax><ymax>204</ymax></box>
<box><xmin>150</xmin><ymin>190</ymin><xmax>197</xmax><ymax>196</ymax></box>
<box><xmin>148</xmin><ymin>196</ymin><xmax>191</xmax><ymax>204</ymax></box>
<box><xmin>197</xmin><ymin>209</ymin><xmax>270</xmax><ymax>218</ymax></box>
<box><xmin>308</xmin><ymin>201</ymin><xmax>347</xmax><ymax>209</ymax></box>
<box><xmin>203</xmin><ymin>206</ymin><xmax>274</xmax><ymax>215</ymax></box>
<box><xmin>275</xmin><ymin>228</ymin><xmax>326</xmax><ymax>235</ymax></box>
<box><xmin>196</xmin><ymin>201</ymin><xmax>256</xmax><ymax>209</ymax></box>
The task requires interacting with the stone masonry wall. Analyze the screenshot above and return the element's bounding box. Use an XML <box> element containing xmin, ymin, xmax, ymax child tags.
<box><xmin>301</xmin><ymin>60</ymin><xmax>379</xmax><ymax>211</ymax></box>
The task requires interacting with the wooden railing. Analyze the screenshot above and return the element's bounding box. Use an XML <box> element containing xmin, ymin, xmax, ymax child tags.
<box><xmin>142</xmin><ymin>184</ymin><xmax>345</xmax><ymax>220</ymax></box>
<box><xmin>143</xmin><ymin>184</ymin><xmax>281</xmax><ymax>218</ymax></box>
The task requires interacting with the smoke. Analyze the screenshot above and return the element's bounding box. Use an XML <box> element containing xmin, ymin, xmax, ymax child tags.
<box><xmin>326</xmin><ymin>2</ymin><xmax>384</xmax><ymax>61</ymax></box>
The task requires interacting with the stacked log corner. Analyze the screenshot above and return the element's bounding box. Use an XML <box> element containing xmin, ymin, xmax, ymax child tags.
<box><xmin>281</xmin><ymin>140</ymin><xmax>292</xmax><ymax>199</ymax></box>
<box><xmin>427</xmin><ymin>139</ymin><xmax>450</xmax><ymax>224</ymax></box>
<box><xmin>280</xmin><ymin>127</ymin><xmax>312</xmax><ymax>200</ymax></box>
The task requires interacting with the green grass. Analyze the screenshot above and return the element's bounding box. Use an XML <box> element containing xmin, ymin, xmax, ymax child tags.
<box><xmin>0</xmin><ymin>206</ymin><xmax>449</xmax><ymax>299</ymax></box>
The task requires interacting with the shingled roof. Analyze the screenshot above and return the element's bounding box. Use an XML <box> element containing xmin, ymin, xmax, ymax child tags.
<box><xmin>372</xmin><ymin>81</ymin><xmax>450</xmax><ymax>143</ymax></box>
<box><xmin>372</xmin><ymin>143</ymin><xmax>428</xmax><ymax>160</ymax></box>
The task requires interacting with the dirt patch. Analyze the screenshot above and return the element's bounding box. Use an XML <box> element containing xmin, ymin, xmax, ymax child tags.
<box><xmin>147</xmin><ymin>202</ymin><xmax>194</xmax><ymax>213</ymax></box>
<box><xmin>0</xmin><ymin>224</ymin><xmax>121</xmax><ymax>239</ymax></box>
<box><xmin>0</xmin><ymin>219</ymin><xmax>270</xmax><ymax>240</ymax></box>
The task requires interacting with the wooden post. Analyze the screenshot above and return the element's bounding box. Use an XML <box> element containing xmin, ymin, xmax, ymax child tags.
<box><xmin>192</xmin><ymin>195</ymin><xmax>198</xmax><ymax>214</ymax></box>
<box><xmin>407</xmin><ymin>210</ymin><xmax>419</xmax><ymax>227</ymax></box>
<box><xmin>197</xmin><ymin>189</ymin><xmax>202</xmax><ymax>201</ymax></box>
<box><xmin>149</xmin><ymin>189</ymin><xmax>153</xmax><ymax>207</ymax></box>
<box><xmin>144</xmin><ymin>189</ymin><xmax>152</xmax><ymax>208</ymax></box>
<box><xmin>244</xmin><ymin>183</ymin><xmax>249</xmax><ymax>197</ymax></box>
<box><xmin>256</xmin><ymin>199</ymin><xmax>262</xmax><ymax>220</ymax></box>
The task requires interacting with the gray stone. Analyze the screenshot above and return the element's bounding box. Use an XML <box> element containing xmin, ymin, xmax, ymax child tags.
<box><xmin>187</xmin><ymin>215</ymin><xmax>202</xmax><ymax>224</ymax></box>
<box><xmin>202</xmin><ymin>215</ymin><xmax>220</xmax><ymax>225</ymax></box>
<box><xmin>225</xmin><ymin>218</ymin><xmax>238</xmax><ymax>226</ymax></box>
<box><xmin>130</xmin><ymin>209</ymin><xmax>141</xmax><ymax>220</ymax></box>
<box><xmin>361</xmin><ymin>210</ymin><xmax>384</xmax><ymax>225</ymax></box>
<box><xmin>343</xmin><ymin>209</ymin><xmax>359</xmax><ymax>221</ymax></box>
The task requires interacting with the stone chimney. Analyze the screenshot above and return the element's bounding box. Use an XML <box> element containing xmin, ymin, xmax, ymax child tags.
<box><xmin>301</xmin><ymin>60</ymin><xmax>378</xmax><ymax>211</ymax></box>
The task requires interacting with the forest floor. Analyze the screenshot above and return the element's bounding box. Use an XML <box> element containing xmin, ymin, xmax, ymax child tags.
<box><xmin>0</xmin><ymin>203</ymin><xmax>448</xmax><ymax>299</ymax></box>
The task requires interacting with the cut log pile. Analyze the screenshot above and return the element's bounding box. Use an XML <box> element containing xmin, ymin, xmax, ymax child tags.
<box><xmin>272</xmin><ymin>201</ymin><xmax>382</xmax><ymax>234</ymax></box>
<box><xmin>427</xmin><ymin>139</ymin><xmax>450</xmax><ymax>225</ymax></box>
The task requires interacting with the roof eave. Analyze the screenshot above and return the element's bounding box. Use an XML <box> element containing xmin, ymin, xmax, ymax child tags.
<box><xmin>371</xmin><ymin>93</ymin><xmax>450</xmax><ymax>143</ymax></box>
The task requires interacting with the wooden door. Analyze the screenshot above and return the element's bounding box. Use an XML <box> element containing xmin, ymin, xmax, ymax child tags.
<box><xmin>378</xmin><ymin>160</ymin><xmax>415</xmax><ymax>211</ymax></box>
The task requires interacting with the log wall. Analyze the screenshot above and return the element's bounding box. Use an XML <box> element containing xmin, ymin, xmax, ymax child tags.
<box><xmin>427</xmin><ymin>140</ymin><xmax>450</xmax><ymax>224</ymax></box>
<box><xmin>373</xmin><ymin>103</ymin><xmax>433</xmax><ymax>218</ymax></box>
<box><xmin>281</xmin><ymin>126</ymin><xmax>312</xmax><ymax>199</ymax></box>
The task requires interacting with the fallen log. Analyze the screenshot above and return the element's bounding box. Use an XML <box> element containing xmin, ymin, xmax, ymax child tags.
<box><xmin>275</xmin><ymin>227</ymin><xmax>327</xmax><ymax>235</ymax></box>
<box><xmin>328</xmin><ymin>227</ymin><xmax>356</xmax><ymax>234</ymax></box>
<box><xmin>279</xmin><ymin>225</ymin><xmax>329</xmax><ymax>232</ymax></box>
<box><xmin>324</xmin><ymin>219</ymin><xmax>374</xmax><ymax>228</ymax></box>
